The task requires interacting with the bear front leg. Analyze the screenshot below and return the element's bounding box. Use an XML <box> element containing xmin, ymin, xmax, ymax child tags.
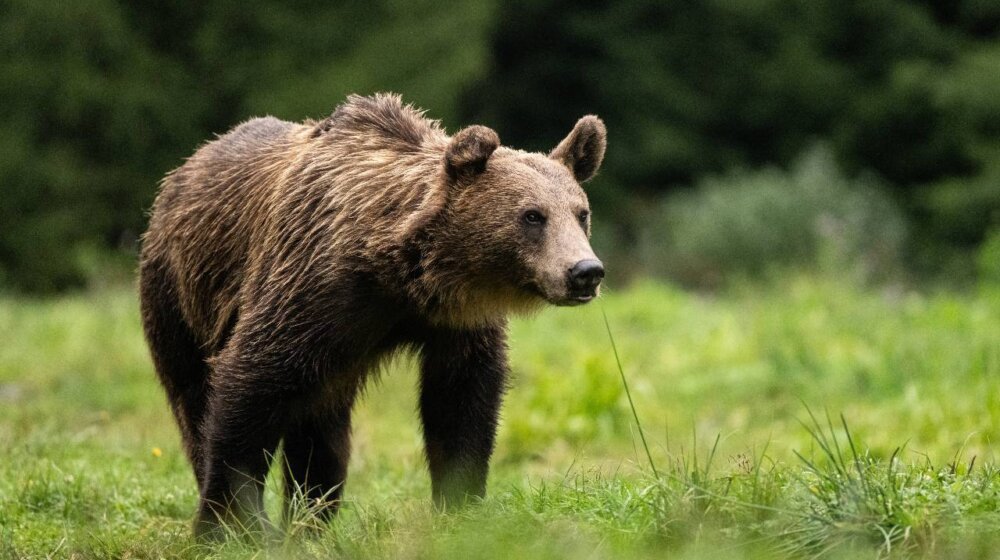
<box><xmin>194</xmin><ymin>356</ymin><xmax>293</xmax><ymax>541</ymax></box>
<box><xmin>419</xmin><ymin>323</ymin><xmax>508</xmax><ymax>509</ymax></box>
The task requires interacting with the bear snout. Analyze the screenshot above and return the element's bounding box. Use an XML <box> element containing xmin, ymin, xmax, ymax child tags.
<box><xmin>564</xmin><ymin>258</ymin><xmax>604</xmax><ymax>304</ymax></box>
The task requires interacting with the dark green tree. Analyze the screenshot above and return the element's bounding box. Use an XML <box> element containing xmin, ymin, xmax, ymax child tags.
<box><xmin>461</xmin><ymin>0</ymin><xmax>1000</xmax><ymax>267</ymax></box>
<box><xmin>0</xmin><ymin>0</ymin><xmax>494</xmax><ymax>292</ymax></box>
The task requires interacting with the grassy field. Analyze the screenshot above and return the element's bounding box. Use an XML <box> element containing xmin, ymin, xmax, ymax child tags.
<box><xmin>2</xmin><ymin>277</ymin><xmax>1000</xmax><ymax>559</ymax></box>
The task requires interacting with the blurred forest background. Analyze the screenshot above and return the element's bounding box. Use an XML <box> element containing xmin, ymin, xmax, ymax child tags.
<box><xmin>2</xmin><ymin>0</ymin><xmax>999</xmax><ymax>293</ymax></box>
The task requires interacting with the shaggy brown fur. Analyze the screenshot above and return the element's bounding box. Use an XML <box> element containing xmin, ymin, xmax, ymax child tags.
<box><xmin>139</xmin><ymin>93</ymin><xmax>606</xmax><ymax>539</ymax></box>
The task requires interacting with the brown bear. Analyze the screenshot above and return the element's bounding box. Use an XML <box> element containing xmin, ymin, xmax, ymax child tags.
<box><xmin>139</xmin><ymin>93</ymin><xmax>606</xmax><ymax>539</ymax></box>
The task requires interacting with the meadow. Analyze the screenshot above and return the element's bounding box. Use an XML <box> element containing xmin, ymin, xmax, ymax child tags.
<box><xmin>2</xmin><ymin>277</ymin><xmax>1000</xmax><ymax>559</ymax></box>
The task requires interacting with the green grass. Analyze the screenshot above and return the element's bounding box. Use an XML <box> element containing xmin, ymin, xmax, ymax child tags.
<box><xmin>2</xmin><ymin>277</ymin><xmax>1000</xmax><ymax>558</ymax></box>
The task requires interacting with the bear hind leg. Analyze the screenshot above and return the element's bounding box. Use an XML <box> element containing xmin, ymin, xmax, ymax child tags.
<box><xmin>282</xmin><ymin>389</ymin><xmax>357</xmax><ymax>525</ymax></box>
<box><xmin>194</xmin><ymin>362</ymin><xmax>288</xmax><ymax>541</ymax></box>
<box><xmin>140</xmin><ymin>258</ymin><xmax>212</xmax><ymax>485</ymax></box>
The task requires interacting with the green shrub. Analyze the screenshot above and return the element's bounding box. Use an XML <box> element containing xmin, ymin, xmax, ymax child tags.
<box><xmin>640</xmin><ymin>146</ymin><xmax>908</xmax><ymax>288</ymax></box>
<box><xmin>978</xmin><ymin>229</ymin><xmax>1000</xmax><ymax>286</ymax></box>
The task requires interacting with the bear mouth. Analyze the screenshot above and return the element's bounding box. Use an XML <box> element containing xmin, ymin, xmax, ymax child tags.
<box><xmin>552</xmin><ymin>285</ymin><xmax>599</xmax><ymax>306</ymax></box>
<box><xmin>557</xmin><ymin>292</ymin><xmax>596</xmax><ymax>306</ymax></box>
<box><xmin>522</xmin><ymin>280</ymin><xmax>597</xmax><ymax>307</ymax></box>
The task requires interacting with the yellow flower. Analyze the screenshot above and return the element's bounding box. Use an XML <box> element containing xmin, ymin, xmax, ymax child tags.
<box><xmin>151</xmin><ymin>447</ymin><xmax>163</xmax><ymax>458</ymax></box>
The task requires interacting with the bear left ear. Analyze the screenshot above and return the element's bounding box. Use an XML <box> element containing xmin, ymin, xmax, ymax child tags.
<box><xmin>445</xmin><ymin>125</ymin><xmax>500</xmax><ymax>183</ymax></box>
<box><xmin>549</xmin><ymin>115</ymin><xmax>607</xmax><ymax>183</ymax></box>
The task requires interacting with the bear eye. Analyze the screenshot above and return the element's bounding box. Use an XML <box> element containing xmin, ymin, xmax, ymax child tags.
<box><xmin>523</xmin><ymin>210</ymin><xmax>545</xmax><ymax>225</ymax></box>
<box><xmin>578</xmin><ymin>210</ymin><xmax>590</xmax><ymax>224</ymax></box>
<box><xmin>523</xmin><ymin>210</ymin><xmax>546</xmax><ymax>226</ymax></box>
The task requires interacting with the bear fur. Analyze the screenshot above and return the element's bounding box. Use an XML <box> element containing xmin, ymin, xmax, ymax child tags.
<box><xmin>139</xmin><ymin>93</ymin><xmax>606</xmax><ymax>538</ymax></box>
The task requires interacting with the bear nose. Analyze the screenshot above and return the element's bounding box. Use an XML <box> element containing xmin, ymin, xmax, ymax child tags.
<box><xmin>568</xmin><ymin>259</ymin><xmax>605</xmax><ymax>292</ymax></box>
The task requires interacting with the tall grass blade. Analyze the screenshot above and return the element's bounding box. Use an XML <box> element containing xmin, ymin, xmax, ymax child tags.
<box><xmin>601</xmin><ymin>305</ymin><xmax>659</xmax><ymax>480</ymax></box>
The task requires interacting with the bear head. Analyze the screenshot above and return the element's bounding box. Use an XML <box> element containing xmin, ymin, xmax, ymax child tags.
<box><xmin>416</xmin><ymin>116</ymin><xmax>607</xmax><ymax>324</ymax></box>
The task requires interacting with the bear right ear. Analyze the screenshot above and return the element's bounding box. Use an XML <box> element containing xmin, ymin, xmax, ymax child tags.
<box><xmin>445</xmin><ymin>125</ymin><xmax>500</xmax><ymax>183</ymax></box>
<box><xmin>549</xmin><ymin>115</ymin><xmax>607</xmax><ymax>183</ymax></box>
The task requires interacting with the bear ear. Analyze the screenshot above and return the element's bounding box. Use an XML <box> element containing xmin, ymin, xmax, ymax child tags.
<box><xmin>549</xmin><ymin>115</ymin><xmax>607</xmax><ymax>183</ymax></box>
<box><xmin>445</xmin><ymin>125</ymin><xmax>500</xmax><ymax>183</ymax></box>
